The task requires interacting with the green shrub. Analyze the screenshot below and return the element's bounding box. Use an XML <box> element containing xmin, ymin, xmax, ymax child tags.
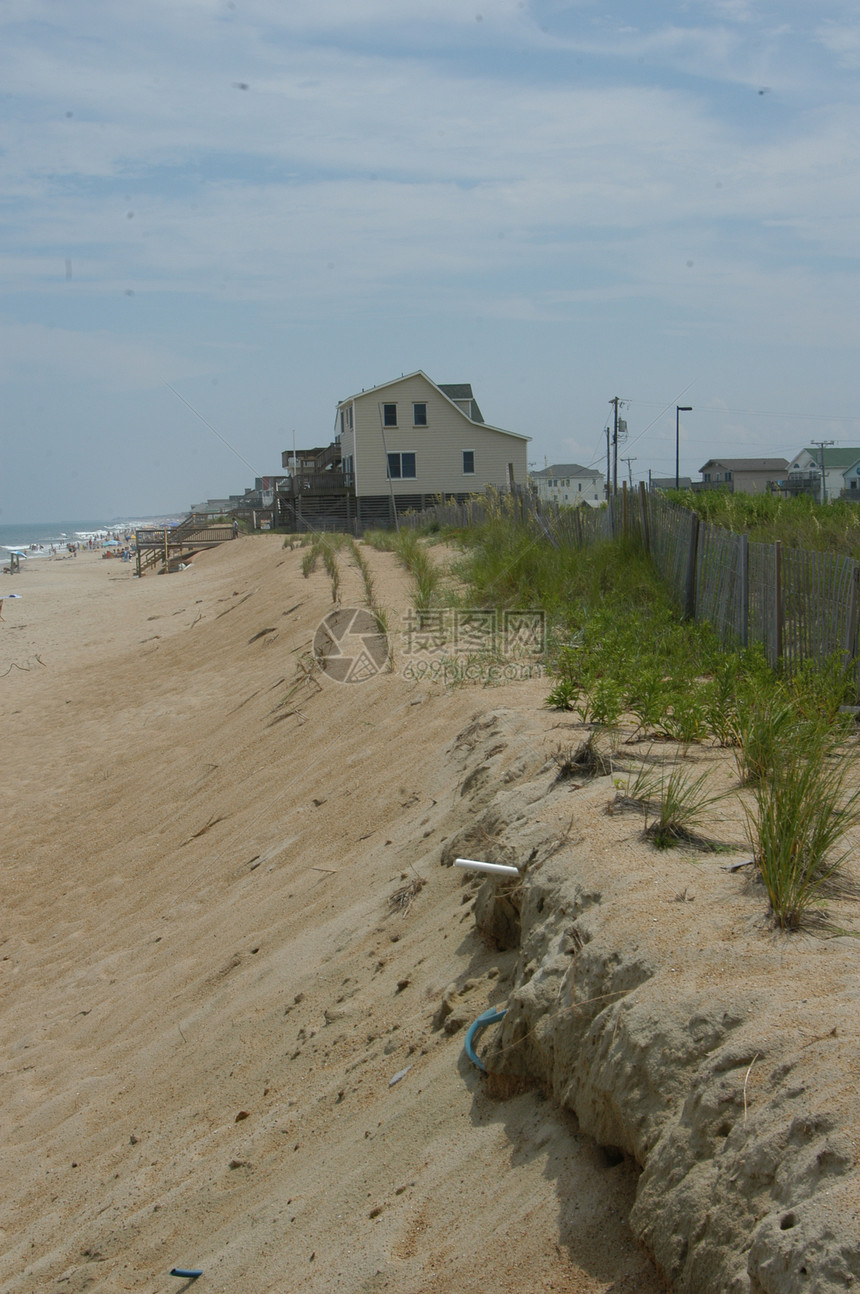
<box><xmin>644</xmin><ymin>764</ymin><xmax>725</xmax><ymax>850</ymax></box>
<box><xmin>742</xmin><ymin>724</ymin><xmax>860</xmax><ymax>929</ymax></box>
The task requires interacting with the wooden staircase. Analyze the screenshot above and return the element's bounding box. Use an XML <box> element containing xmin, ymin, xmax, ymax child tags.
<box><xmin>135</xmin><ymin>514</ymin><xmax>235</xmax><ymax>576</ymax></box>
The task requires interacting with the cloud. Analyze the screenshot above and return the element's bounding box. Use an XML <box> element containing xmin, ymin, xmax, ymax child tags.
<box><xmin>0</xmin><ymin>318</ymin><xmax>218</xmax><ymax>390</ymax></box>
<box><xmin>3</xmin><ymin>0</ymin><xmax>860</xmax><ymax>519</ymax></box>
<box><xmin>815</xmin><ymin>20</ymin><xmax>860</xmax><ymax>67</ymax></box>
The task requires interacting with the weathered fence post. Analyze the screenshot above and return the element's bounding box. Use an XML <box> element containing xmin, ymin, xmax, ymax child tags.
<box><xmin>685</xmin><ymin>513</ymin><xmax>700</xmax><ymax>620</ymax></box>
<box><xmin>622</xmin><ymin>481</ymin><xmax>628</xmax><ymax>537</ymax></box>
<box><xmin>638</xmin><ymin>481</ymin><xmax>651</xmax><ymax>555</ymax></box>
<box><xmin>739</xmin><ymin>533</ymin><xmax>749</xmax><ymax>647</ymax></box>
<box><xmin>844</xmin><ymin>561</ymin><xmax>860</xmax><ymax>677</ymax></box>
<box><xmin>774</xmin><ymin>541</ymin><xmax>783</xmax><ymax>665</ymax></box>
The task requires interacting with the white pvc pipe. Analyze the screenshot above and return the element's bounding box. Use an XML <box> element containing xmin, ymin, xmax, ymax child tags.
<box><xmin>454</xmin><ymin>858</ymin><xmax>520</xmax><ymax>877</ymax></box>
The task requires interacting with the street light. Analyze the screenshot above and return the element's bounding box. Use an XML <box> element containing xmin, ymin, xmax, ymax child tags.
<box><xmin>676</xmin><ymin>406</ymin><xmax>692</xmax><ymax>490</ymax></box>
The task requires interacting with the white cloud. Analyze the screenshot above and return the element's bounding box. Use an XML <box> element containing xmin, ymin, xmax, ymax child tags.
<box><xmin>3</xmin><ymin>0</ymin><xmax>860</xmax><ymax>518</ymax></box>
<box><xmin>0</xmin><ymin>318</ymin><xmax>218</xmax><ymax>390</ymax></box>
<box><xmin>815</xmin><ymin>21</ymin><xmax>860</xmax><ymax>67</ymax></box>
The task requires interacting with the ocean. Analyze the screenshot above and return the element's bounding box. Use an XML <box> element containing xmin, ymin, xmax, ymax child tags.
<box><xmin>0</xmin><ymin>518</ymin><xmax>178</xmax><ymax>558</ymax></box>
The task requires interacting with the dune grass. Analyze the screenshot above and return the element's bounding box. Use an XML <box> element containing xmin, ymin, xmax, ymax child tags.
<box><xmin>364</xmin><ymin>527</ymin><xmax>443</xmax><ymax>612</ymax></box>
<box><xmin>741</xmin><ymin>720</ymin><xmax>860</xmax><ymax>929</ymax></box>
<box><xmin>667</xmin><ymin>488</ymin><xmax>860</xmax><ymax>560</ymax></box>
<box><xmin>451</xmin><ymin>508</ymin><xmax>860</xmax><ymax>927</ymax></box>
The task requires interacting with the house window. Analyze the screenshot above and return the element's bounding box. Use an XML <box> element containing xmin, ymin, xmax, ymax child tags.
<box><xmin>725</xmin><ymin>471</ymin><xmax>732</xmax><ymax>482</ymax></box>
<box><xmin>387</xmin><ymin>452</ymin><xmax>416</xmax><ymax>479</ymax></box>
<box><xmin>413</xmin><ymin>403</ymin><xmax>427</xmax><ymax>426</ymax></box>
<box><xmin>462</xmin><ymin>450</ymin><xmax>475</xmax><ymax>475</ymax></box>
<box><xmin>383</xmin><ymin>403</ymin><xmax>397</xmax><ymax>427</ymax></box>
<box><xmin>577</xmin><ymin>482</ymin><xmax>582</xmax><ymax>492</ymax></box>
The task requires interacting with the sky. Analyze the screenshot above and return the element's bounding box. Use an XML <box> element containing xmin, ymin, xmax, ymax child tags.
<box><xmin>3</xmin><ymin>0</ymin><xmax>860</xmax><ymax>521</ymax></box>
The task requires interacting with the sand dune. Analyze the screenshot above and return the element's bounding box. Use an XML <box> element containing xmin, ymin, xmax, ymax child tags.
<box><xmin>0</xmin><ymin>540</ymin><xmax>659</xmax><ymax>1293</ymax></box>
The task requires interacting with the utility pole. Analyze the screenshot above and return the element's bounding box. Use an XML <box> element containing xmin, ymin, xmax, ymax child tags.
<box><xmin>622</xmin><ymin>456</ymin><xmax>637</xmax><ymax>488</ymax></box>
<box><xmin>610</xmin><ymin>397</ymin><xmax>620</xmax><ymax>495</ymax></box>
<box><xmin>811</xmin><ymin>439</ymin><xmax>834</xmax><ymax>504</ymax></box>
<box><xmin>605</xmin><ymin>426</ymin><xmax>611</xmax><ymax>501</ymax></box>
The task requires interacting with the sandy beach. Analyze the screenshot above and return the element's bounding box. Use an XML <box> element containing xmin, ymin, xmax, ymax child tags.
<box><xmin>0</xmin><ymin>539</ymin><xmax>662</xmax><ymax>1293</ymax></box>
<box><xmin>6</xmin><ymin>536</ymin><xmax>860</xmax><ymax>1292</ymax></box>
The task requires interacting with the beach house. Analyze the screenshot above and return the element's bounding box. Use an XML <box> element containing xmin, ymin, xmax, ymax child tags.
<box><xmin>697</xmin><ymin>458</ymin><xmax>789</xmax><ymax>495</ymax></box>
<box><xmin>531</xmin><ymin>464</ymin><xmax>604</xmax><ymax>508</ymax></box>
<box><xmin>280</xmin><ymin>372</ymin><xmax>529</xmax><ymax>530</ymax></box>
<box><xmin>781</xmin><ymin>447</ymin><xmax>860</xmax><ymax>502</ymax></box>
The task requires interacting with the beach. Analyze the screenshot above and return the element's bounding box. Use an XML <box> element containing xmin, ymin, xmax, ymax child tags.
<box><xmin>5</xmin><ymin>535</ymin><xmax>860</xmax><ymax>1292</ymax></box>
<box><xmin>0</xmin><ymin>538</ymin><xmax>660</xmax><ymax>1293</ymax></box>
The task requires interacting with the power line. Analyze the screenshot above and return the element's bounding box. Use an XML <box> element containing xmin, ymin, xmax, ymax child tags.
<box><xmin>164</xmin><ymin>382</ymin><xmax>261</xmax><ymax>477</ymax></box>
<box><xmin>623</xmin><ymin>400</ymin><xmax>860</xmax><ymax>423</ymax></box>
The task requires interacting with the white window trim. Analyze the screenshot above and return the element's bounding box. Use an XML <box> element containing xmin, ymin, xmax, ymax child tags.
<box><xmin>462</xmin><ymin>449</ymin><xmax>476</xmax><ymax>476</ymax></box>
<box><xmin>387</xmin><ymin>451</ymin><xmax>417</xmax><ymax>480</ymax></box>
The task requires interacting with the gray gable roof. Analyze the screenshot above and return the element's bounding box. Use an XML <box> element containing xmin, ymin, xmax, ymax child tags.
<box><xmin>699</xmin><ymin>458</ymin><xmax>788</xmax><ymax>473</ymax></box>
<box><xmin>533</xmin><ymin>463</ymin><xmax>601</xmax><ymax>479</ymax></box>
<box><xmin>438</xmin><ymin>383</ymin><xmax>483</xmax><ymax>423</ymax></box>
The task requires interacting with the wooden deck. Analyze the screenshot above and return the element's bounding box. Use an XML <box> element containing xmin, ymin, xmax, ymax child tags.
<box><xmin>135</xmin><ymin>519</ymin><xmax>235</xmax><ymax>575</ymax></box>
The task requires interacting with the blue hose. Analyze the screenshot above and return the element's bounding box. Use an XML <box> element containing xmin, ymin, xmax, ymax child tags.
<box><xmin>170</xmin><ymin>1269</ymin><xmax>203</xmax><ymax>1279</ymax></box>
<box><xmin>464</xmin><ymin>1006</ymin><xmax>507</xmax><ymax>1073</ymax></box>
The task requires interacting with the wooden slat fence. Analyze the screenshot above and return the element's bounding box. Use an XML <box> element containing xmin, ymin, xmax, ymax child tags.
<box><xmin>781</xmin><ymin>547</ymin><xmax>858</xmax><ymax>673</ymax></box>
<box><xmin>648</xmin><ymin>493</ymin><xmax>695</xmax><ymax>609</ymax></box>
<box><xmin>695</xmin><ymin>522</ymin><xmax>743</xmax><ymax>646</ymax></box>
<box><xmin>400</xmin><ymin>485</ymin><xmax>860</xmax><ymax>678</ymax></box>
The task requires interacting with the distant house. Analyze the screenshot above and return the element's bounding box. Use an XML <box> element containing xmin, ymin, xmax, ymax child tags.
<box><xmin>698</xmin><ymin>458</ymin><xmax>788</xmax><ymax>495</ymax></box>
<box><xmin>783</xmin><ymin>447</ymin><xmax>860</xmax><ymax>502</ymax></box>
<box><xmin>650</xmin><ymin>476</ymin><xmax>693</xmax><ymax>492</ymax></box>
<box><xmin>531</xmin><ymin>464</ymin><xmax>604</xmax><ymax>508</ymax></box>
<box><xmin>190</xmin><ymin>498</ymin><xmax>235</xmax><ymax>516</ymax></box>
<box><xmin>841</xmin><ymin>459</ymin><xmax>860</xmax><ymax>499</ymax></box>
<box><xmin>281</xmin><ymin>371</ymin><xmax>529</xmax><ymax>530</ymax></box>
